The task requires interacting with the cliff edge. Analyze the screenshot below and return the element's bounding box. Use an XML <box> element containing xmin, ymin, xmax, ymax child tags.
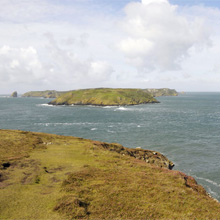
<box><xmin>0</xmin><ymin>129</ymin><xmax>220</xmax><ymax>219</ymax></box>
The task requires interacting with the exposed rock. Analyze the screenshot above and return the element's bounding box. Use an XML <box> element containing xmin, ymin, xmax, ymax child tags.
<box><xmin>92</xmin><ymin>141</ymin><xmax>174</xmax><ymax>170</ymax></box>
<box><xmin>11</xmin><ymin>91</ymin><xmax>17</xmax><ymax>97</ymax></box>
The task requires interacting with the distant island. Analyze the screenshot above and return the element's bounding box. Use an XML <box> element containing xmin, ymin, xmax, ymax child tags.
<box><xmin>1</xmin><ymin>129</ymin><xmax>220</xmax><ymax>219</ymax></box>
<box><xmin>143</xmin><ymin>88</ymin><xmax>178</xmax><ymax>97</ymax></box>
<box><xmin>48</xmin><ymin>88</ymin><xmax>160</xmax><ymax>106</ymax></box>
<box><xmin>22</xmin><ymin>88</ymin><xmax>178</xmax><ymax>99</ymax></box>
<box><xmin>22</xmin><ymin>90</ymin><xmax>66</xmax><ymax>98</ymax></box>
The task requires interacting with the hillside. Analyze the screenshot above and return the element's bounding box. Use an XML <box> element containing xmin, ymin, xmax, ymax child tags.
<box><xmin>48</xmin><ymin>88</ymin><xmax>159</xmax><ymax>106</ymax></box>
<box><xmin>22</xmin><ymin>90</ymin><xmax>65</xmax><ymax>98</ymax></box>
<box><xmin>1</xmin><ymin>129</ymin><xmax>220</xmax><ymax>219</ymax></box>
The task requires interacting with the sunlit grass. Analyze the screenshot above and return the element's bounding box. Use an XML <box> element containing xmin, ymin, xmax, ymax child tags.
<box><xmin>1</xmin><ymin>129</ymin><xmax>220</xmax><ymax>219</ymax></box>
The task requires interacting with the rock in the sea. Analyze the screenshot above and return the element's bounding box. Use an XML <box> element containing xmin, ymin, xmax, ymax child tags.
<box><xmin>11</xmin><ymin>91</ymin><xmax>18</xmax><ymax>97</ymax></box>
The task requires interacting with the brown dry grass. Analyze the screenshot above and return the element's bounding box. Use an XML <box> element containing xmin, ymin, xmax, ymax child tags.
<box><xmin>0</xmin><ymin>129</ymin><xmax>220</xmax><ymax>219</ymax></box>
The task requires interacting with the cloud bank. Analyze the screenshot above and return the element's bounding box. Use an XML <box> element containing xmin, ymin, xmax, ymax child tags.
<box><xmin>119</xmin><ymin>0</ymin><xmax>211</xmax><ymax>71</ymax></box>
<box><xmin>0</xmin><ymin>0</ymin><xmax>220</xmax><ymax>93</ymax></box>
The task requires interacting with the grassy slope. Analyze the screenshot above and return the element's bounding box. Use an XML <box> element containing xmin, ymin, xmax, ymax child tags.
<box><xmin>49</xmin><ymin>88</ymin><xmax>159</xmax><ymax>106</ymax></box>
<box><xmin>1</xmin><ymin>129</ymin><xmax>220</xmax><ymax>219</ymax></box>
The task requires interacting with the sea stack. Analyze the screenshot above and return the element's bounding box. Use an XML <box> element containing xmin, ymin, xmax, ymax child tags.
<box><xmin>11</xmin><ymin>91</ymin><xmax>18</xmax><ymax>97</ymax></box>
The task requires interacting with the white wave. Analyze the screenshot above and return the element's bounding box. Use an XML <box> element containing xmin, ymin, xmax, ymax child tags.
<box><xmin>107</xmin><ymin>130</ymin><xmax>116</xmax><ymax>133</ymax></box>
<box><xmin>91</xmin><ymin>128</ymin><xmax>97</xmax><ymax>131</ymax></box>
<box><xmin>103</xmin><ymin>106</ymin><xmax>116</xmax><ymax>109</ymax></box>
<box><xmin>37</xmin><ymin>103</ymin><xmax>55</xmax><ymax>107</ymax></box>
<box><xmin>34</xmin><ymin>122</ymin><xmax>101</xmax><ymax>126</ymax></box>
<box><xmin>206</xmin><ymin>186</ymin><xmax>218</xmax><ymax>198</ymax></box>
<box><xmin>195</xmin><ymin>176</ymin><xmax>220</xmax><ymax>187</ymax></box>
<box><xmin>114</xmin><ymin>107</ymin><xmax>130</xmax><ymax>111</ymax></box>
<box><xmin>137</xmin><ymin>125</ymin><xmax>141</xmax><ymax>128</ymax></box>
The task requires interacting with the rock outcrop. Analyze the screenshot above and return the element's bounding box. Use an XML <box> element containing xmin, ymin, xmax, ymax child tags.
<box><xmin>91</xmin><ymin>141</ymin><xmax>174</xmax><ymax>170</ymax></box>
<box><xmin>11</xmin><ymin>91</ymin><xmax>17</xmax><ymax>98</ymax></box>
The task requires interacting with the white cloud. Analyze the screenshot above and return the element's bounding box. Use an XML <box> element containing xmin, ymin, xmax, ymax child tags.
<box><xmin>0</xmin><ymin>0</ymin><xmax>220</xmax><ymax>93</ymax></box>
<box><xmin>119</xmin><ymin>0</ymin><xmax>212</xmax><ymax>71</ymax></box>
<box><xmin>0</xmin><ymin>46</ymin><xmax>43</xmax><ymax>83</ymax></box>
<box><xmin>0</xmin><ymin>35</ymin><xmax>114</xmax><ymax>91</ymax></box>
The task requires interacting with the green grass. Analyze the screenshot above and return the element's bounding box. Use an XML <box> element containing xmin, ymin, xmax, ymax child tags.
<box><xmin>49</xmin><ymin>88</ymin><xmax>159</xmax><ymax>106</ymax></box>
<box><xmin>0</xmin><ymin>129</ymin><xmax>220</xmax><ymax>219</ymax></box>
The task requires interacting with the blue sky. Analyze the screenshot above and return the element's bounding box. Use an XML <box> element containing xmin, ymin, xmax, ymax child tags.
<box><xmin>1</xmin><ymin>0</ymin><xmax>220</xmax><ymax>93</ymax></box>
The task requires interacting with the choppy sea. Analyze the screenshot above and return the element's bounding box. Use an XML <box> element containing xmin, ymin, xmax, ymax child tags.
<box><xmin>0</xmin><ymin>92</ymin><xmax>220</xmax><ymax>201</ymax></box>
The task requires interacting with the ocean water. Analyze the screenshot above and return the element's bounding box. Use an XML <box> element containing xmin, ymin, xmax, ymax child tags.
<box><xmin>0</xmin><ymin>93</ymin><xmax>220</xmax><ymax>201</ymax></box>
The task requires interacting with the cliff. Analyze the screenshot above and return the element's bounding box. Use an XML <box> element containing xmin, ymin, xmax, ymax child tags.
<box><xmin>1</xmin><ymin>129</ymin><xmax>220</xmax><ymax>219</ymax></box>
<box><xmin>48</xmin><ymin>88</ymin><xmax>159</xmax><ymax>106</ymax></box>
<box><xmin>22</xmin><ymin>90</ymin><xmax>65</xmax><ymax>98</ymax></box>
<box><xmin>143</xmin><ymin>88</ymin><xmax>178</xmax><ymax>97</ymax></box>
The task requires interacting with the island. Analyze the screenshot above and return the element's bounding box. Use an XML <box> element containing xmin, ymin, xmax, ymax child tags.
<box><xmin>22</xmin><ymin>88</ymin><xmax>178</xmax><ymax>99</ymax></box>
<box><xmin>22</xmin><ymin>90</ymin><xmax>66</xmax><ymax>98</ymax></box>
<box><xmin>1</xmin><ymin>129</ymin><xmax>220</xmax><ymax>219</ymax></box>
<box><xmin>143</xmin><ymin>88</ymin><xmax>178</xmax><ymax>97</ymax></box>
<box><xmin>11</xmin><ymin>91</ymin><xmax>18</xmax><ymax>97</ymax></box>
<box><xmin>48</xmin><ymin>88</ymin><xmax>159</xmax><ymax>106</ymax></box>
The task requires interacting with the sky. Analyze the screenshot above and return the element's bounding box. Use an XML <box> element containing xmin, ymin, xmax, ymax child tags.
<box><xmin>1</xmin><ymin>0</ymin><xmax>220</xmax><ymax>93</ymax></box>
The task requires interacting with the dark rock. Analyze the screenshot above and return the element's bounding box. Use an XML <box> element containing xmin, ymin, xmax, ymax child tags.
<box><xmin>11</xmin><ymin>91</ymin><xmax>18</xmax><ymax>97</ymax></box>
<box><xmin>92</xmin><ymin>141</ymin><xmax>175</xmax><ymax>170</ymax></box>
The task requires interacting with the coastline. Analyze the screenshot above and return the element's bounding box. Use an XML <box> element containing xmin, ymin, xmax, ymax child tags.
<box><xmin>1</xmin><ymin>129</ymin><xmax>220</xmax><ymax>219</ymax></box>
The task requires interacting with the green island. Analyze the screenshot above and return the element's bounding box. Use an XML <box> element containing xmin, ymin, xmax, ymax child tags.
<box><xmin>1</xmin><ymin>129</ymin><xmax>220</xmax><ymax>219</ymax></box>
<box><xmin>143</xmin><ymin>88</ymin><xmax>178</xmax><ymax>97</ymax></box>
<box><xmin>22</xmin><ymin>90</ymin><xmax>66</xmax><ymax>98</ymax></box>
<box><xmin>22</xmin><ymin>88</ymin><xmax>178</xmax><ymax>104</ymax></box>
<box><xmin>48</xmin><ymin>88</ymin><xmax>159</xmax><ymax>106</ymax></box>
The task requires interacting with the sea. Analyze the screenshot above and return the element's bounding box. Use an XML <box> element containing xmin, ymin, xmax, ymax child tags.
<box><xmin>0</xmin><ymin>92</ymin><xmax>220</xmax><ymax>201</ymax></box>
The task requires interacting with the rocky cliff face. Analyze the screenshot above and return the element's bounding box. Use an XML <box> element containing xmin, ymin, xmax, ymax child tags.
<box><xmin>91</xmin><ymin>141</ymin><xmax>174</xmax><ymax>170</ymax></box>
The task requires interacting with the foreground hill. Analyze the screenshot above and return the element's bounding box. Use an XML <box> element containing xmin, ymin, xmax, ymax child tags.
<box><xmin>48</xmin><ymin>88</ymin><xmax>159</xmax><ymax>106</ymax></box>
<box><xmin>1</xmin><ymin>129</ymin><xmax>220</xmax><ymax>219</ymax></box>
<box><xmin>22</xmin><ymin>90</ymin><xmax>65</xmax><ymax>98</ymax></box>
